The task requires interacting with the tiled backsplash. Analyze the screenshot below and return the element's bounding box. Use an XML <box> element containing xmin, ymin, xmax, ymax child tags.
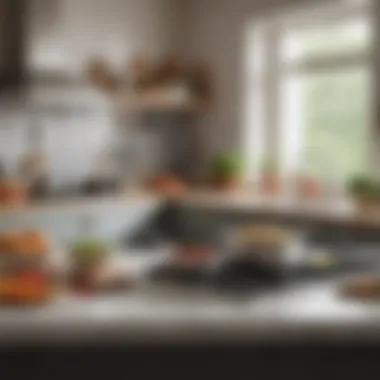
<box><xmin>0</xmin><ymin>197</ymin><xmax>163</xmax><ymax>246</ymax></box>
<box><xmin>0</xmin><ymin>86</ymin><xmax>117</xmax><ymax>189</ymax></box>
<box><xmin>0</xmin><ymin>86</ymin><xmax>184</xmax><ymax>190</ymax></box>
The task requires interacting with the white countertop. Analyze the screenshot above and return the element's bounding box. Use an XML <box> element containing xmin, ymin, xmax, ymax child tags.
<box><xmin>175</xmin><ymin>191</ymin><xmax>369</xmax><ymax>226</ymax></box>
<box><xmin>1</xmin><ymin>279</ymin><xmax>380</xmax><ymax>344</ymax></box>
<box><xmin>2</xmin><ymin>190</ymin><xmax>378</xmax><ymax>229</ymax></box>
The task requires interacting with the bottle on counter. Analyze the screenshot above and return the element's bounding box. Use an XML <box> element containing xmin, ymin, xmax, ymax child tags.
<box><xmin>18</xmin><ymin>117</ymin><xmax>50</xmax><ymax>200</ymax></box>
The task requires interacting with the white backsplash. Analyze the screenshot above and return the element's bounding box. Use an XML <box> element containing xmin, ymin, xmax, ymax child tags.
<box><xmin>0</xmin><ymin>86</ymin><xmax>117</xmax><ymax>190</ymax></box>
<box><xmin>0</xmin><ymin>85</ymin><xmax>182</xmax><ymax>191</ymax></box>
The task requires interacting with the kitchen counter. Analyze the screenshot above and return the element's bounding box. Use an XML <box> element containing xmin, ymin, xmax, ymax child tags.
<box><xmin>1</xmin><ymin>279</ymin><xmax>380</xmax><ymax>345</ymax></box>
<box><xmin>2</xmin><ymin>190</ymin><xmax>380</xmax><ymax>230</ymax></box>
<box><xmin>174</xmin><ymin>190</ymin><xmax>380</xmax><ymax>229</ymax></box>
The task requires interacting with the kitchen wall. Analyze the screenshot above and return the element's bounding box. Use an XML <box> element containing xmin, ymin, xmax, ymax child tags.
<box><xmin>178</xmin><ymin>0</ymin><xmax>318</xmax><ymax>155</ymax></box>
<box><xmin>27</xmin><ymin>0</ymin><xmax>179</xmax><ymax>77</ymax></box>
<box><xmin>6</xmin><ymin>0</ymin><xmax>372</xmax><ymax>185</ymax></box>
<box><xmin>0</xmin><ymin>198</ymin><xmax>162</xmax><ymax>245</ymax></box>
<box><xmin>0</xmin><ymin>0</ymin><xmax>184</xmax><ymax>189</ymax></box>
<box><xmin>179</xmin><ymin>0</ymin><xmax>380</xmax><ymax>166</ymax></box>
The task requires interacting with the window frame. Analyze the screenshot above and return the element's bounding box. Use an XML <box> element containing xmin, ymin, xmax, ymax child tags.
<box><xmin>242</xmin><ymin>0</ymin><xmax>377</xmax><ymax>183</ymax></box>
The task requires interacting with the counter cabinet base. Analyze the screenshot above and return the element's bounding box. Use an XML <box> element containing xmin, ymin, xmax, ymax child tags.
<box><xmin>0</xmin><ymin>344</ymin><xmax>378</xmax><ymax>380</ymax></box>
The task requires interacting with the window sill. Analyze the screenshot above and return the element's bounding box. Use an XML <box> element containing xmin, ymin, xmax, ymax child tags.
<box><xmin>172</xmin><ymin>190</ymin><xmax>380</xmax><ymax>229</ymax></box>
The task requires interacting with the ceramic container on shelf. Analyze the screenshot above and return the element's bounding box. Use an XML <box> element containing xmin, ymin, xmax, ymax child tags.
<box><xmin>258</xmin><ymin>173</ymin><xmax>281</xmax><ymax>196</ymax></box>
<box><xmin>296</xmin><ymin>175</ymin><xmax>322</xmax><ymax>200</ymax></box>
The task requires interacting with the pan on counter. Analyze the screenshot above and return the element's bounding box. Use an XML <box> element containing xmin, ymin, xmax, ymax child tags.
<box><xmin>148</xmin><ymin>244</ymin><xmax>222</xmax><ymax>286</ymax></box>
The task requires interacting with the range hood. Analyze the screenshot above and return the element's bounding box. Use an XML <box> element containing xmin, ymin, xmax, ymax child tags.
<box><xmin>0</xmin><ymin>0</ymin><xmax>28</xmax><ymax>90</ymax></box>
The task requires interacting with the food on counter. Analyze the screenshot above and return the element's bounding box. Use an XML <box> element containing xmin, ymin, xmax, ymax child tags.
<box><xmin>170</xmin><ymin>245</ymin><xmax>214</xmax><ymax>269</ymax></box>
<box><xmin>0</xmin><ymin>180</ymin><xmax>26</xmax><ymax>206</ymax></box>
<box><xmin>0</xmin><ymin>230</ymin><xmax>52</xmax><ymax>305</ymax></box>
<box><xmin>340</xmin><ymin>275</ymin><xmax>380</xmax><ymax>300</ymax></box>
<box><xmin>0</xmin><ymin>230</ymin><xmax>49</xmax><ymax>258</ymax></box>
<box><xmin>0</xmin><ymin>269</ymin><xmax>52</xmax><ymax>305</ymax></box>
<box><xmin>92</xmin><ymin>265</ymin><xmax>134</xmax><ymax>293</ymax></box>
<box><xmin>0</xmin><ymin>230</ymin><xmax>50</xmax><ymax>257</ymax></box>
<box><xmin>149</xmin><ymin>244</ymin><xmax>215</xmax><ymax>285</ymax></box>
<box><xmin>221</xmin><ymin>225</ymin><xmax>303</xmax><ymax>287</ymax></box>
<box><xmin>150</xmin><ymin>174</ymin><xmax>186</xmax><ymax>195</ymax></box>
<box><xmin>310</xmin><ymin>250</ymin><xmax>336</xmax><ymax>269</ymax></box>
<box><xmin>235</xmin><ymin>225</ymin><xmax>293</xmax><ymax>249</ymax></box>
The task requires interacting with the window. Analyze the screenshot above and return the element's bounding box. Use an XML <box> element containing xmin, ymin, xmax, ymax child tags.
<box><xmin>244</xmin><ymin>0</ymin><xmax>374</xmax><ymax>184</ymax></box>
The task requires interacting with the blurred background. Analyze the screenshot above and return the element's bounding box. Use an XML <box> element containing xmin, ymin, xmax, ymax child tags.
<box><xmin>0</xmin><ymin>0</ymin><xmax>375</xmax><ymax>198</ymax></box>
<box><xmin>0</xmin><ymin>0</ymin><xmax>380</xmax><ymax>350</ymax></box>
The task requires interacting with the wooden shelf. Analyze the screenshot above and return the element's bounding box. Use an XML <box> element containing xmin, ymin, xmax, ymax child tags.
<box><xmin>0</xmin><ymin>191</ymin><xmax>164</xmax><ymax>215</ymax></box>
<box><xmin>113</xmin><ymin>91</ymin><xmax>209</xmax><ymax>114</ymax></box>
<box><xmin>4</xmin><ymin>190</ymin><xmax>379</xmax><ymax>230</ymax></box>
<box><xmin>170</xmin><ymin>190</ymin><xmax>380</xmax><ymax>230</ymax></box>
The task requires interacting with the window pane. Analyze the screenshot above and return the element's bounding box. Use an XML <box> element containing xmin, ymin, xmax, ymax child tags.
<box><xmin>282</xmin><ymin>18</ymin><xmax>371</xmax><ymax>63</ymax></box>
<box><xmin>293</xmin><ymin>67</ymin><xmax>371</xmax><ymax>180</ymax></box>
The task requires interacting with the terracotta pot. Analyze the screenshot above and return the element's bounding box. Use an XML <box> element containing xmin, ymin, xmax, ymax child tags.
<box><xmin>213</xmin><ymin>177</ymin><xmax>241</xmax><ymax>191</ymax></box>
<box><xmin>297</xmin><ymin>178</ymin><xmax>321</xmax><ymax>199</ymax></box>
<box><xmin>354</xmin><ymin>196</ymin><xmax>380</xmax><ymax>214</ymax></box>
<box><xmin>70</xmin><ymin>259</ymin><xmax>104</xmax><ymax>294</ymax></box>
<box><xmin>0</xmin><ymin>270</ymin><xmax>52</xmax><ymax>305</ymax></box>
<box><xmin>259</xmin><ymin>174</ymin><xmax>280</xmax><ymax>196</ymax></box>
<box><xmin>0</xmin><ymin>181</ymin><xmax>27</xmax><ymax>205</ymax></box>
<box><xmin>151</xmin><ymin>175</ymin><xmax>186</xmax><ymax>195</ymax></box>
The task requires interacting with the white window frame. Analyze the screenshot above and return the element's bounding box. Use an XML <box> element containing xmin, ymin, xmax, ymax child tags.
<box><xmin>242</xmin><ymin>0</ymin><xmax>378</xmax><ymax>183</ymax></box>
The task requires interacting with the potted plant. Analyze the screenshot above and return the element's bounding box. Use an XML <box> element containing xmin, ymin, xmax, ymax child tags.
<box><xmin>296</xmin><ymin>173</ymin><xmax>322</xmax><ymax>199</ymax></box>
<box><xmin>259</xmin><ymin>157</ymin><xmax>281</xmax><ymax>196</ymax></box>
<box><xmin>210</xmin><ymin>152</ymin><xmax>243</xmax><ymax>190</ymax></box>
<box><xmin>69</xmin><ymin>239</ymin><xmax>110</xmax><ymax>293</ymax></box>
<box><xmin>347</xmin><ymin>174</ymin><xmax>380</xmax><ymax>211</ymax></box>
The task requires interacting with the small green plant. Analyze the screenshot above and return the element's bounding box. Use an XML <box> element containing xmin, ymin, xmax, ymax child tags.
<box><xmin>347</xmin><ymin>175</ymin><xmax>380</xmax><ymax>199</ymax></box>
<box><xmin>70</xmin><ymin>239</ymin><xmax>109</xmax><ymax>264</ymax></box>
<box><xmin>211</xmin><ymin>152</ymin><xmax>244</xmax><ymax>180</ymax></box>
